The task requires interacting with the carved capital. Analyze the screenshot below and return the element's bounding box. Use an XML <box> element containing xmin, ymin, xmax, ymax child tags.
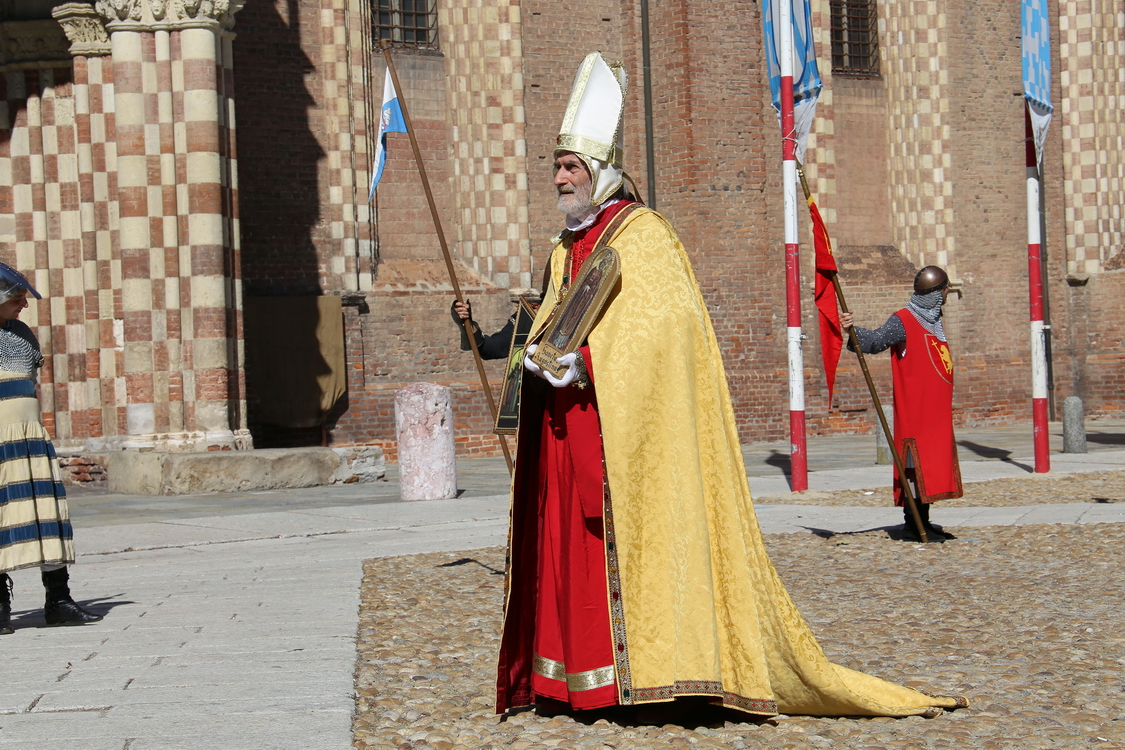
<box><xmin>173</xmin><ymin>0</ymin><xmax>246</xmax><ymax>30</ymax></box>
<box><xmin>95</xmin><ymin>0</ymin><xmax>144</xmax><ymax>23</ymax></box>
<box><xmin>95</xmin><ymin>0</ymin><xmax>243</xmax><ymax>32</ymax></box>
<box><xmin>53</xmin><ymin>3</ymin><xmax>112</xmax><ymax>57</ymax></box>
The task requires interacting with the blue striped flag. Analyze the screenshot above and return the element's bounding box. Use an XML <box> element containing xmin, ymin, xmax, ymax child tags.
<box><xmin>369</xmin><ymin>68</ymin><xmax>408</xmax><ymax>199</ymax></box>
<box><xmin>1021</xmin><ymin>0</ymin><xmax>1053</xmax><ymax>164</ymax></box>
<box><xmin>762</xmin><ymin>0</ymin><xmax>822</xmax><ymax>161</ymax></box>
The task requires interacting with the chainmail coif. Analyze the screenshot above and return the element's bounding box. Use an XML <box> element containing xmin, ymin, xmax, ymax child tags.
<box><xmin>906</xmin><ymin>288</ymin><xmax>947</xmax><ymax>342</ymax></box>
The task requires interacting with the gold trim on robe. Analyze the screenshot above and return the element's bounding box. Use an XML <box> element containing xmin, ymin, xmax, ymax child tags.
<box><xmin>534</xmin><ymin>654</ymin><xmax>616</xmax><ymax>692</ymax></box>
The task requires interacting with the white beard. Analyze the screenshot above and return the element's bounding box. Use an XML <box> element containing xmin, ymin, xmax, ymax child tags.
<box><xmin>557</xmin><ymin>180</ymin><xmax>593</xmax><ymax>218</ymax></box>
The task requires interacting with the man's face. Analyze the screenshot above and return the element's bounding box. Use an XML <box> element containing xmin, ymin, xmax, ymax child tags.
<box><xmin>0</xmin><ymin>289</ymin><xmax>29</xmax><ymax>322</ymax></box>
<box><xmin>553</xmin><ymin>152</ymin><xmax>593</xmax><ymax>217</ymax></box>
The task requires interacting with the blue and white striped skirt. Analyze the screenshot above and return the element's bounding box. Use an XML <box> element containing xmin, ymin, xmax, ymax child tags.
<box><xmin>0</xmin><ymin>371</ymin><xmax>74</xmax><ymax>572</ymax></box>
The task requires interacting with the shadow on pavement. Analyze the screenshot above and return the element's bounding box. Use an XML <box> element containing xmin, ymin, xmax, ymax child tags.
<box><xmin>8</xmin><ymin>596</ymin><xmax>132</xmax><ymax>630</ymax></box>
<box><xmin>1086</xmin><ymin>431</ymin><xmax>1125</xmax><ymax>446</ymax></box>
<box><xmin>798</xmin><ymin>525</ymin><xmax>901</xmax><ymax>540</ymax></box>
<box><xmin>764</xmin><ymin>450</ymin><xmax>792</xmax><ymax>488</ymax></box>
<box><xmin>957</xmin><ymin>440</ymin><xmax>1033</xmax><ymax>473</ymax></box>
<box><xmin>437</xmin><ymin>557</ymin><xmax>505</xmax><ymax>576</ymax></box>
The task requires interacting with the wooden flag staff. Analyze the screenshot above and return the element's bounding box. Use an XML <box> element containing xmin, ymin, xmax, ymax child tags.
<box><xmin>796</xmin><ymin>167</ymin><xmax>929</xmax><ymax>543</ymax></box>
<box><xmin>379</xmin><ymin>43</ymin><xmax>513</xmax><ymax>475</ymax></box>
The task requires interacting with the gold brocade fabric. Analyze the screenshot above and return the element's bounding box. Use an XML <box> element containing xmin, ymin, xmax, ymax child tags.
<box><xmin>526</xmin><ymin>208</ymin><xmax>965</xmax><ymax>717</ymax></box>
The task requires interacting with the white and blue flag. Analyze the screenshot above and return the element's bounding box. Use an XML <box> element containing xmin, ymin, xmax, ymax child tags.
<box><xmin>369</xmin><ymin>68</ymin><xmax>408</xmax><ymax>199</ymax></box>
<box><xmin>1021</xmin><ymin>0</ymin><xmax>1053</xmax><ymax>164</ymax></box>
<box><xmin>762</xmin><ymin>0</ymin><xmax>822</xmax><ymax>161</ymax></box>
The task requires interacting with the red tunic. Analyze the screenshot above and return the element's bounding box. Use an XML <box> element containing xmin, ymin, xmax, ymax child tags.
<box><xmin>497</xmin><ymin>201</ymin><xmax>634</xmax><ymax>712</ymax></box>
<box><xmin>890</xmin><ymin>310</ymin><xmax>963</xmax><ymax>505</ymax></box>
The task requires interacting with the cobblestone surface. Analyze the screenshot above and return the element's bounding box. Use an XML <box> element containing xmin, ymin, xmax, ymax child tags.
<box><xmin>755</xmin><ymin>469</ymin><xmax>1125</xmax><ymax>508</ymax></box>
<box><xmin>353</xmin><ymin>518</ymin><xmax>1125</xmax><ymax>749</ymax></box>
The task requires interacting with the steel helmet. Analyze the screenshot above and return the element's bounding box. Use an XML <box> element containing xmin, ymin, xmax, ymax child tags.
<box><xmin>914</xmin><ymin>266</ymin><xmax>949</xmax><ymax>295</ymax></box>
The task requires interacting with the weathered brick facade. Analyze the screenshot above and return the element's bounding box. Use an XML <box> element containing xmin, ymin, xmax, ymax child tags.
<box><xmin>1</xmin><ymin>0</ymin><xmax>1122</xmax><ymax>461</ymax></box>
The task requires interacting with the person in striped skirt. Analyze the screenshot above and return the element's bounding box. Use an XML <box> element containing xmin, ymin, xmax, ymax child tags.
<box><xmin>0</xmin><ymin>263</ymin><xmax>101</xmax><ymax>632</ymax></box>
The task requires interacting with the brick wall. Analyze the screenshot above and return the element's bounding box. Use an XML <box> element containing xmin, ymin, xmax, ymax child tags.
<box><xmin>829</xmin><ymin>78</ymin><xmax>892</xmax><ymax>247</ymax></box>
<box><xmin>227</xmin><ymin>0</ymin><xmax>1125</xmax><ymax>459</ymax></box>
<box><xmin>1058</xmin><ymin>0</ymin><xmax>1125</xmax><ymax>274</ymax></box>
<box><xmin>328</xmin><ymin>281</ymin><xmax>512</xmax><ymax>456</ymax></box>
<box><xmin>234</xmin><ymin>0</ymin><xmax>355</xmax><ymax>297</ymax></box>
<box><xmin>6</xmin><ymin>0</ymin><xmax>1120</xmax><ymax>463</ymax></box>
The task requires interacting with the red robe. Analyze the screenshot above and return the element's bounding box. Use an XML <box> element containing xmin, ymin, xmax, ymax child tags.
<box><xmin>890</xmin><ymin>310</ymin><xmax>963</xmax><ymax>505</ymax></box>
<box><xmin>497</xmin><ymin>201</ymin><xmax>634</xmax><ymax>712</ymax></box>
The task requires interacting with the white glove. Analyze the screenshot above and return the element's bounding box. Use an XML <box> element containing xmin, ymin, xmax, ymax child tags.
<box><xmin>543</xmin><ymin>352</ymin><xmax>579</xmax><ymax>388</ymax></box>
<box><xmin>523</xmin><ymin>345</ymin><xmax>581</xmax><ymax>388</ymax></box>
<box><xmin>523</xmin><ymin>344</ymin><xmax>546</xmax><ymax>379</ymax></box>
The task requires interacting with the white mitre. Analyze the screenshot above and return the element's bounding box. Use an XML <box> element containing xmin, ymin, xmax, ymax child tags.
<box><xmin>555</xmin><ymin>52</ymin><xmax>627</xmax><ymax>206</ymax></box>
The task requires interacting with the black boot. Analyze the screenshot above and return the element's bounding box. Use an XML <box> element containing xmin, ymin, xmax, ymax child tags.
<box><xmin>920</xmin><ymin>503</ymin><xmax>954</xmax><ymax>540</ymax></box>
<box><xmin>0</xmin><ymin>574</ymin><xmax>12</xmax><ymax>634</ymax></box>
<box><xmin>42</xmin><ymin>568</ymin><xmax>102</xmax><ymax>625</ymax></box>
<box><xmin>902</xmin><ymin>505</ymin><xmax>946</xmax><ymax>543</ymax></box>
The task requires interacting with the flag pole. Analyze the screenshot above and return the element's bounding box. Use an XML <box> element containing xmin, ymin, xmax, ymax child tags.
<box><xmin>379</xmin><ymin>43</ymin><xmax>513</xmax><ymax>475</ymax></box>
<box><xmin>796</xmin><ymin>167</ymin><xmax>929</xmax><ymax>543</ymax></box>
<box><xmin>1021</xmin><ymin>0</ymin><xmax>1053</xmax><ymax>474</ymax></box>
<box><xmin>778</xmin><ymin>0</ymin><xmax>808</xmax><ymax>492</ymax></box>
<box><xmin>1025</xmin><ymin>106</ymin><xmax>1050</xmax><ymax>473</ymax></box>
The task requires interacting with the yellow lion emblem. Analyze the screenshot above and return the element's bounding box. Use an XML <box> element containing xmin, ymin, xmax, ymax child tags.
<box><xmin>930</xmin><ymin>339</ymin><xmax>953</xmax><ymax>376</ymax></box>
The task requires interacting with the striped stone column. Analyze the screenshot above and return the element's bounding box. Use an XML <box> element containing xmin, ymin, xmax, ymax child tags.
<box><xmin>54</xmin><ymin>3</ymin><xmax>115</xmax><ymax>444</ymax></box>
<box><xmin>96</xmin><ymin>0</ymin><xmax>248</xmax><ymax>451</ymax></box>
<box><xmin>180</xmin><ymin>25</ymin><xmax>232</xmax><ymax>440</ymax></box>
<box><xmin>106</xmin><ymin>26</ymin><xmax>153</xmax><ymax>442</ymax></box>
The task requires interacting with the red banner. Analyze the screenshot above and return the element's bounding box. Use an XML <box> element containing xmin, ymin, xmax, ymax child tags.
<box><xmin>808</xmin><ymin>195</ymin><xmax>841</xmax><ymax>405</ymax></box>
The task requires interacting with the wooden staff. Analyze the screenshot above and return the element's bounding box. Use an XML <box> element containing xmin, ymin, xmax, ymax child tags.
<box><xmin>796</xmin><ymin>167</ymin><xmax>929</xmax><ymax>542</ymax></box>
<box><xmin>379</xmin><ymin>43</ymin><xmax>513</xmax><ymax>474</ymax></box>
<box><xmin>832</xmin><ymin>277</ymin><xmax>930</xmax><ymax>543</ymax></box>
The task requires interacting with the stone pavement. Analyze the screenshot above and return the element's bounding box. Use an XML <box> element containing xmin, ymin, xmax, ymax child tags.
<box><xmin>0</xmin><ymin>422</ymin><xmax>1121</xmax><ymax>749</ymax></box>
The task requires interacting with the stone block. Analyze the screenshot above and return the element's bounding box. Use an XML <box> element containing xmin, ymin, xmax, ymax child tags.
<box><xmin>395</xmin><ymin>382</ymin><xmax>456</xmax><ymax>501</ymax></box>
<box><xmin>331</xmin><ymin>445</ymin><xmax>387</xmax><ymax>484</ymax></box>
<box><xmin>104</xmin><ymin>448</ymin><xmax>342</xmax><ymax>496</ymax></box>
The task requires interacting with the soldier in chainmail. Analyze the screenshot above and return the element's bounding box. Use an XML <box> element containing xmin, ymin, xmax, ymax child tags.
<box><xmin>0</xmin><ymin>262</ymin><xmax>103</xmax><ymax>633</ymax></box>
<box><xmin>845</xmin><ymin>286</ymin><xmax>947</xmax><ymax>354</ymax></box>
<box><xmin>840</xmin><ymin>266</ymin><xmax>964</xmax><ymax>543</ymax></box>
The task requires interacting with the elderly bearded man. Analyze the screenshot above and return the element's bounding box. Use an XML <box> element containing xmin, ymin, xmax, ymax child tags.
<box><xmin>495</xmin><ymin>52</ymin><xmax>966</xmax><ymax>722</ymax></box>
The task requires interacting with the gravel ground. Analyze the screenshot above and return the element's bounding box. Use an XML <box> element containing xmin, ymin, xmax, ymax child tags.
<box><xmin>353</xmin><ymin>518</ymin><xmax>1125</xmax><ymax>749</ymax></box>
<box><xmin>754</xmin><ymin>469</ymin><xmax>1125</xmax><ymax>508</ymax></box>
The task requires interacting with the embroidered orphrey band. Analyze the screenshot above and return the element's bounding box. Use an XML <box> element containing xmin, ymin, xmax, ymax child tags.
<box><xmin>602</xmin><ymin>460</ymin><xmax>633</xmax><ymax>704</ymax></box>
<box><xmin>629</xmin><ymin>681</ymin><xmax>778</xmax><ymax>716</ymax></box>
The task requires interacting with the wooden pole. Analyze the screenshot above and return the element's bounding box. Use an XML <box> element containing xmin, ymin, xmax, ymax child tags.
<box><xmin>831</xmin><ymin>276</ymin><xmax>930</xmax><ymax>543</ymax></box>
<box><xmin>379</xmin><ymin>44</ymin><xmax>513</xmax><ymax>474</ymax></box>
<box><xmin>793</xmin><ymin>163</ymin><xmax>927</xmax><ymax>541</ymax></box>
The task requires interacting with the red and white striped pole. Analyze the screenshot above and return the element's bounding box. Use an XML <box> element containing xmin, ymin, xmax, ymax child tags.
<box><xmin>779</xmin><ymin>0</ymin><xmax>808</xmax><ymax>491</ymax></box>
<box><xmin>1025</xmin><ymin>106</ymin><xmax>1050</xmax><ymax>473</ymax></box>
